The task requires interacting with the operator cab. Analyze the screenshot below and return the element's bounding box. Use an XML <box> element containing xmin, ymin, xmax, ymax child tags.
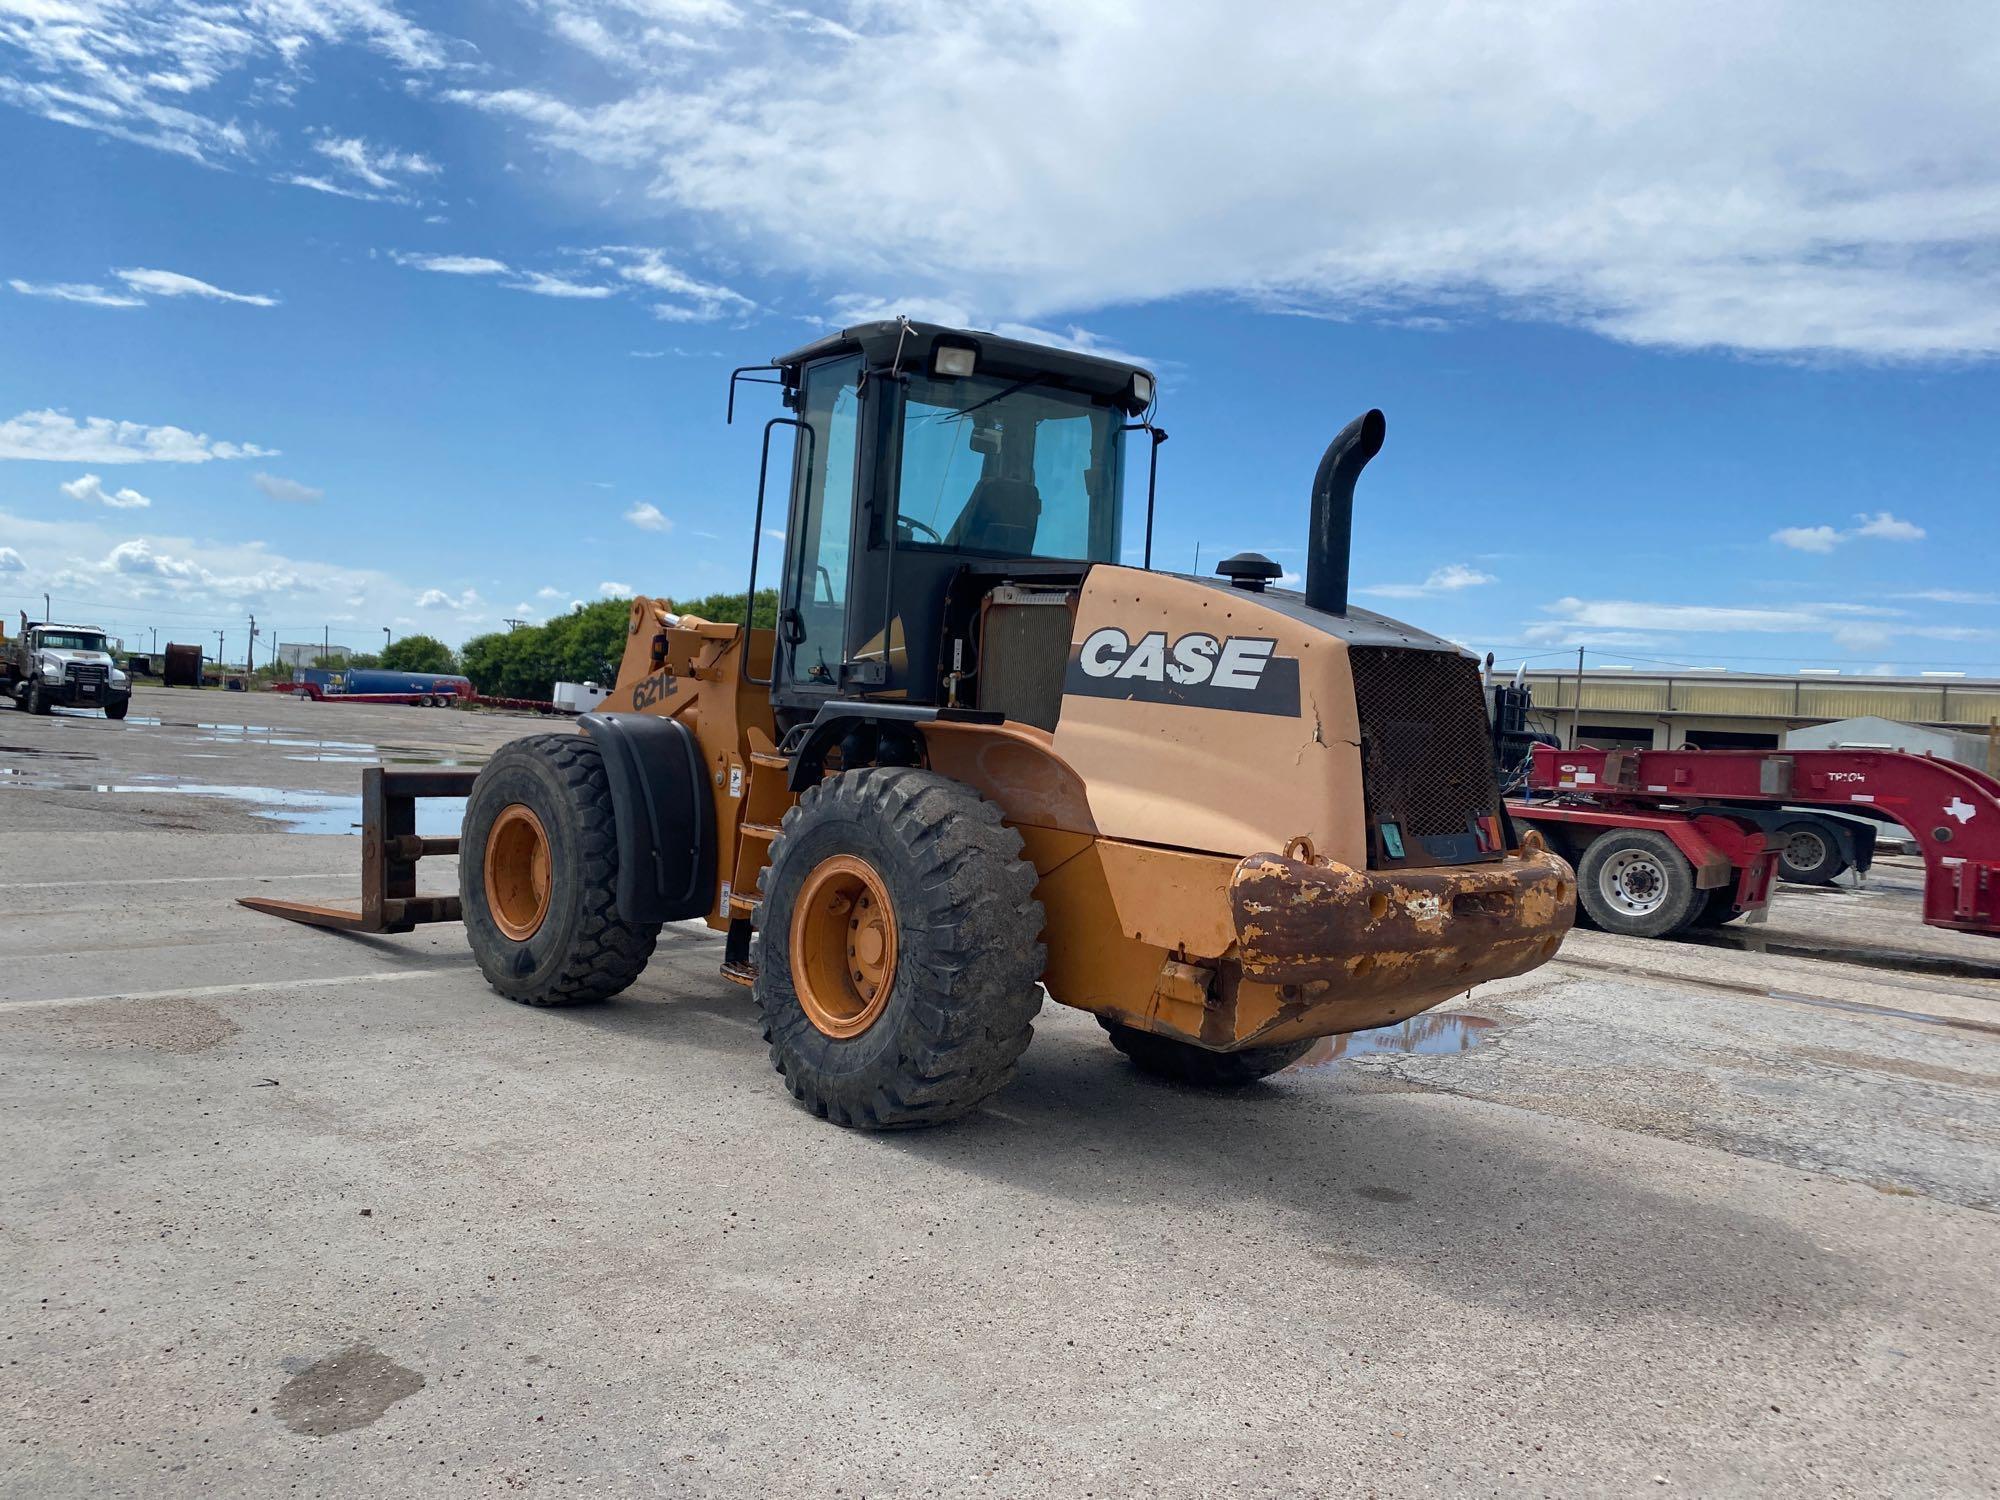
<box><xmin>752</xmin><ymin>321</ymin><xmax>1156</xmax><ymax>729</ymax></box>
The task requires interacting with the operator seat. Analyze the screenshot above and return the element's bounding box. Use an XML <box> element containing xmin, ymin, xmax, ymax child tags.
<box><xmin>946</xmin><ymin>477</ymin><xmax>1042</xmax><ymax>554</ymax></box>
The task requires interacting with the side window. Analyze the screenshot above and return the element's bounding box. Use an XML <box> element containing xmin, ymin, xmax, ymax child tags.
<box><xmin>786</xmin><ymin>355</ymin><xmax>863</xmax><ymax>687</ymax></box>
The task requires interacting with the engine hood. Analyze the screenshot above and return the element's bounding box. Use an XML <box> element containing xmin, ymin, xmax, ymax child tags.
<box><xmin>39</xmin><ymin>648</ymin><xmax>116</xmax><ymax>669</ymax></box>
<box><xmin>1171</xmin><ymin>571</ymin><xmax>1475</xmax><ymax>659</ymax></box>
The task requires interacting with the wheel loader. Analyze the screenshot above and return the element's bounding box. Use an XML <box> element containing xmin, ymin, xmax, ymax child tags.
<box><xmin>245</xmin><ymin>320</ymin><xmax>1575</xmax><ymax>1128</ymax></box>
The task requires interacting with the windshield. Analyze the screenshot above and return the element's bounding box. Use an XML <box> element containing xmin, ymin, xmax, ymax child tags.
<box><xmin>896</xmin><ymin>373</ymin><xmax>1124</xmax><ymax>561</ymax></box>
<box><xmin>38</xmin><ymin>631</ymin><xmax>107</xmax><ymax>652</ymax></box>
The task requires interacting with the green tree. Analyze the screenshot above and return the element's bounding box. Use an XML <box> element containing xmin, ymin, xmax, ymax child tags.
<box><xmin>457</xmin><ymin>590</ymin><xmax>780</xmax><ymax>701</ymax></box>
<box><xmin>380</xmin><ymin>634</ymin><xmax>458</xmax><ymax>674</ymax></box>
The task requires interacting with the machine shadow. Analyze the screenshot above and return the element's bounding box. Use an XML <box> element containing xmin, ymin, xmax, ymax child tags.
<box><xmin>879</xmin><ymin>1016</ymin><xmax>1867</xmax><ymax>1331</ymax></box>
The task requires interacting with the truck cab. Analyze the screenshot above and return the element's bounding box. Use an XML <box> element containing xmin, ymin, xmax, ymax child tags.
<box><xmin>6</xmin><ymin>617</ymin><xmax>133</xmax><ymax>718</ymax></box>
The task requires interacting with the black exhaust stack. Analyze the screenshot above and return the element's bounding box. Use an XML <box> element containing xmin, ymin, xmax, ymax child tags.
<box><xmin>1305</xmin><ymin>408</ymin><xmax>1386</xmax><ymax>616</ymax></box>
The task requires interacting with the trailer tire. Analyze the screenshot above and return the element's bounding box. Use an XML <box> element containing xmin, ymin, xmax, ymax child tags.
<box><xmin>1775</xmin><ymin>820</ymin><xmax>1845</xmax><ymax>885</ymax></box>
<box><xmin>753</xmin><ymin>768</ymin><xmax>1044</xmax><ymax>1129</ymax></box>
<box><xmin>460</xmin><ymin>732</ymin><xmax>661</xmax><ymax>1006</ymax></box>
<box><xmin>1099</xmin><ymin>1020</ymin><xmax>1313</xmax><ymax>1087</ymax></box>
<box><xmin>1574</xmin><ymin>829</ymin><xmax>1703</xmax><ymax>938</ymax></box>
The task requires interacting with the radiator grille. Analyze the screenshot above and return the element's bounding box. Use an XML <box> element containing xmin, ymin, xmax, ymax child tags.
<box><xmin>67</xmin><ymin>664</ymin><xmax>109</xmax><ymax>689</ymax></box>
<box><xmin>979</xmin><ymin>598</ymin><xmax>1071</xmax><ymax>731</ymax></box>
<box><xmin>1348</xmin><ymin>645</ymin><xmax>1502</xmax><ymax>866</ymax></box>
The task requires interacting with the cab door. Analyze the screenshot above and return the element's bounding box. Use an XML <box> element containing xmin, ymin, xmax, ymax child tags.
<box><xmin>775</xmin><ymin>353</ymin><xmax>865</xmax><ymax>701</ymax></box>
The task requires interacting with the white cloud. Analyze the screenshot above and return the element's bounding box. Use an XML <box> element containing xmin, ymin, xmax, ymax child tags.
<box><xmin>0</xmin><ymin>546</ymin><xmax>24</xmax><ymax>572</ymax></box>
<box><xmin>391</xmin><ymin>252</ymin><xmax>511</xmax><ymax>276</ymax></box>
<box><xmin>417</xmin><ymin>586</ymin><xmax>482</xmax><ymax>611</ymax></box>
<box><xmin>599</xmin><ymin>580</ymin><xmax>634</xmax><ymax>598</ymax></box>
<box><xmin>313</xmin><ymin>135</ymin><xmax>439</xmax><ymax>192</ymax></box>
<box><xmin>1771</xmin><ymin>525</ymin><xmax>1842</xmax><ymax>554</ymax></box>
<box><xmin>1772</xmin><ymin>511</ymin><xmax>1925</xmax><ymax>552</ymax></box>
<box><xmin>535</xmin><ymin>585</ymin><xmax>564</xmax><ymax>599</ymax></box>
<box><xmin>254</xmin><ymin>472</ymin><xmax>324</xmax><ymax>503</ymax></box>
<box><xmin>607</xmin><ymin>247</ymin><xmax>753</xmax><ymax>322</ymax></box>
<box><xmin>1895</xmin><ymin>589</ymin><xmax>1999</xmax><ymax>606</ymax></box>
<box><xmin>446</xmin><ymin>2</ymin><xmax>2000</xmax><ymax>361</ymax></box>
<box><xmin>1528</xmin><ymin>596</ymin><xmax>1993</xmax><ymax>651</ymax></box>
<box><xmin>113</xmin><ymin>268</ymin><xmax>277</xmax><ymax>307</ymax></box>
<box><xmin>0</xmin><ymin>409</ymin><xmax>275</xmax><ymax>464</ymax></box>
<box><xmin>624</xmin><ymin>501</ymin><xmax>671</xmax><ymax>532</ymax></box>
<box><xmin>1851</xmin><ymin>511</ymin><xmax>1926</xmax><ymax>542</ymax></box>
<box><xmin>61</xmin><ymin>473</ymin><xmax>152</xmax><ymax>510</ymax></box>
<box><xmin>10</xmin><ymin>279</ymin><xmax>145</xmax><ymax>308</ymax></box>
<box><xmin>0</xmin><ymin>0</ymin><xmax>445</xmax><ymax>165</ymax></box>
<box><xmin>509</xmin><ymin>270</ymin><xmax>615</xmax><ymax>299</ymax></box>
<box><xmin>284</xmin><ymin>173</ymin><xmax>383</xmax><ymax>202</ymax></box>
<box><xmin>1359</xmin><ymin>563</ymin><xmax>1496</xmax><ymax>599</ymax></box>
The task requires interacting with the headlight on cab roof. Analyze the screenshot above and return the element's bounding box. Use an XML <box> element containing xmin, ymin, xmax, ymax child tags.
<box><xmin>1132</xmin><ymin>372</ymin><xmax>1154</xmax><ymax>406</ymax></box>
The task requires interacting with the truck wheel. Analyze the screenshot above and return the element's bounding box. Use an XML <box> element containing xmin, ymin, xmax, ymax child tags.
<box><xmin>1775</xmin><ymin>820</ymin><xmax>1845</xmax><ymax>885</ymax></box>
<box><xmin>753</xmin><ymin>768</ymin><xmax>1044</xmax><ymax>1129</ymax></box>
<box><xmin>105</xmin><ymin>699</ymin><xmax>129</xmax><ymax>721</ymax></box>
<box><xmin>460</xmin><ymin>732</ymin><xmax>661</xmax><ymax>1006</ymax></box>
<box><xmin>1100</xmin><ymin>1020</ymin><xmax>1313</xmax><ymax>1086</ymax></box>
<box><xmin>26</xmin><ymin>680</ymin><xmax>51</xmax><ymax>715</ymax></box>
<box><xmin>1574</xmin><ymin>830</ymin><xmax>1702</xmax><ymax>938</ymax></box>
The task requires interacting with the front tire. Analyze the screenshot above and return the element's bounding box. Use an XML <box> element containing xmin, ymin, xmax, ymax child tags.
<box><xmin>1574</xmin><ymin>830</ymin><xmax>1702</xmax><ymax>938</ymax></box>
<box><xmin>105</xmin><ymin>699</ymin><xmax>129</xmax><ymax>721</ymax></box>
<box><xmin>26</xmin><ymin>680</ymin><xmax>51</xmax><ymax>715</ymax></box>
<box><xmin>753</xmin><ymin>768</ymin><xmax>1044</xmax><ymax>1129</ymax></box>
<box><xmin>1101</xmin><ymin>1020</ymin><xmax>1312</xmax><ymax>1086</ymax></box>
<box><xmin>460</xmin><ymin>732</ymin><xmax>661</xmax><ymax>1005</ymax></box>
<box><xmin>1775</xmin><ymin>820</ymin><xmax>1845</xmax><ymax>885</ymax></box>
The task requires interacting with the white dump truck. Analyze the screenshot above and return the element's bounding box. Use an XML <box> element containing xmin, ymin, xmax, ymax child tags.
<box><xmin>4</xmin><ymin>616</ymin><xmax>133</xmax><ymax>718</ymax></box>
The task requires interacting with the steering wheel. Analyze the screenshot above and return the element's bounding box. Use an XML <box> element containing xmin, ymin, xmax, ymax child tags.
<box><xmin>897</xmin><ymin>515</ymin><xmax>944</xmax><ymax>545</ymax></box>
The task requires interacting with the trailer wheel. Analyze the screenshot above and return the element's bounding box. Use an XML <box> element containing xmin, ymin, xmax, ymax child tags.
<box><xmin>460</xmin><ymin>732</ymin><xmax>661</xmax><ymax>1006</ymax></box>
<box><xmin>1775</xmin><ymin>820</ymin><xmax>1845</xmax><ymax>885</ymax></box>
<box><xmin>1099</xmin><ymin>1020</ymin><xmax>1313</xmax><ymax>1087</ymax></box>
<box><xmin>753</xmin><ymin>768</ymin><xmax>1044</xmax><ymax>1129</ymax></box>
<box><xmin>1574</xmin><ymin>830</ymin><xmax>1703</xmax><ymax>938</ymax></box>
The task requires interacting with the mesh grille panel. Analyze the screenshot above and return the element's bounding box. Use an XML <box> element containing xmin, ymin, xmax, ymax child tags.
<box><xmin>1348</xmin><ymin>645</ymin><xmax>1502</xmax><ymax>861</ymax></box>
<box><xmin>980</xmin><ymin>601</ymin><xmax>1071</xmax><ymax>731</ymax></box>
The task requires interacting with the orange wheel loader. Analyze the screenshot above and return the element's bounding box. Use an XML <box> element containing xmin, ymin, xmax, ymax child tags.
<box><xmin>245</xmin><ymin>321</ymin><xmax>1575</xmax><ymax>1128</ymax></box>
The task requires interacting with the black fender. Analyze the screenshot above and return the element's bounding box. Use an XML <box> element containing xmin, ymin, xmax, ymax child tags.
<box><xmin>580</xmin><ymin>712</ymin><xmax>716</xmax><ymax>923</ymax></box>
<box><xmin>785</xmin><ymin>700</ymin><xmax>1003</xmax><ymax>792</ymax></box>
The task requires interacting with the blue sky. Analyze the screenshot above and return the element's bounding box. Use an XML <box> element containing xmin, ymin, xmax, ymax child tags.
<box><xmin>2</xmin><ymin>0</ymin><xmax>1996</xmax><ymax>675</ymax></box>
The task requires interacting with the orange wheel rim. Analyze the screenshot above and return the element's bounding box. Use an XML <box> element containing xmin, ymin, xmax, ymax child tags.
<box><xmin>790</xmin><ymin>854</ymin><xmax>898</xmax><ymax>1039</ymax></box>
<box><xmin>484</xmin><ymin>803</ymin><xmax>553</xmax><ymax>941</ymax></box>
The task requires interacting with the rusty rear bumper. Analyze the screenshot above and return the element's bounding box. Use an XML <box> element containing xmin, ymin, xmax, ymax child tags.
<box><xmin>1225</xmin><ymin>846</ymin><xmax>1575</xmax><ymax>1040</ymax></box>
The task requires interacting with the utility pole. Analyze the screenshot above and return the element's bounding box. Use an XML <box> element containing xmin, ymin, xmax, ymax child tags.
<box><xmin>149</xmin><ymin>627</ymin><xmax>158</xmax><ymax>653</ymax></box>
<box><xmin>1569</xmin><ymin>646</ymin><xmax>1585</xmax><ymax>750</ymax></box>
<box><xmin>248</xmin><ymin>614</ymin><xmax>258</xmax><ymax>675</ymax></box>
<box><xmin>215</xmin><ymin>629</ymin><xmax>226</xmax><ymax>667</ymax></box>
<box><xmin>323</xmin><ymin>625</ymin><xmax>329</xmax><ymax>662</ymax></box>
<box><xmin>502</xmin><ymin>617</ymin><xmax>526</xmax><ymax>631</ymax></box>
<box><xmin>382</xmin><ymin>626</ymin><xmax>391</xmax><ymax>653</ymax></box>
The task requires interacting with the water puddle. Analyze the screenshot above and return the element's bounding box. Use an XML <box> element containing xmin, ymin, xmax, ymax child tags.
<box><xmin>1681</xmin><ymin>928</ymin><xmax>2000</xmax><ymax>985</ymax></box>
<box><xmin>0</xmin><ymin>773</ymin><xmax>464</xmax><ymax>835</ymax></box>
<box><xmin>1287</xmin><ymin>1012</ymin><xmax>1498</xmax><ymax>1071</ymax></box>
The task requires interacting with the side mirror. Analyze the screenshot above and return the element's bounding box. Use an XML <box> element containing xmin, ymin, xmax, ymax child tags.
<box><xmin>779</xmin><ymin>608</ymin><xmax>806</xmax><ymax>645</ymax></box>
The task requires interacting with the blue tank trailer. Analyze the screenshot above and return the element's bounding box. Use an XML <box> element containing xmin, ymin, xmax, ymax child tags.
<box><xmin>281</xmin><ymin>667</ymin><xmax>472</xmax><ymax>705</ymax></box>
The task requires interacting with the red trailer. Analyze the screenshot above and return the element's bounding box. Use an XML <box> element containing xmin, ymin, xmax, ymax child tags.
<box><xmin>1509</xmin><ymin>744</ymin><xmax>2000</xmax><ymax>940</ymax></box>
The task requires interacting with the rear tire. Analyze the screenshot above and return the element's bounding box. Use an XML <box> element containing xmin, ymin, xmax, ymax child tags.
<box><xmin>1775</xmin><ymin>820</ymin><xmax>1845</xmax><ymax>885</ymax></box>
<box><xmin>460</xmin><ymin>732</ymin><xmax>661</xmax><ymax>1005</ymax></box>
<box><xmin>1100</xmin><ymin>1020</ymin><xmax>1312</xmax><ymax>1086</ymax></box>
<box><xmin>1574</xmin><ymin>829</ymin><xmax>1702</xmax><ymax>938</ymax></box>
<box><xmin>753</xmin><ymin>768</ymin><xmax>1044</xmax><ymax>1129</ymax></box>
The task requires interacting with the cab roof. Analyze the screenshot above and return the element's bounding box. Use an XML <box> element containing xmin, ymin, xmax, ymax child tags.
<box><xmin>774</xmin><ymin>320</ymin><xmax>1154</xmax><ymax>415</ymax></box>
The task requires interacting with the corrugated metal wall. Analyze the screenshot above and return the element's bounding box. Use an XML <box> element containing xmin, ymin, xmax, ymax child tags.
<box><xmin>1527</xmin><ymin>673</ymin><xmax>2000</xmax><ymax>727</ymax></box>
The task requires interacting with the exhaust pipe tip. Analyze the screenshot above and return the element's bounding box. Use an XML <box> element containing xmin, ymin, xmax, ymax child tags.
<box><xmin>1305</xmin><ymin>408</ymin><xmax>1386</xmax><ymax>616</ymax></box>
